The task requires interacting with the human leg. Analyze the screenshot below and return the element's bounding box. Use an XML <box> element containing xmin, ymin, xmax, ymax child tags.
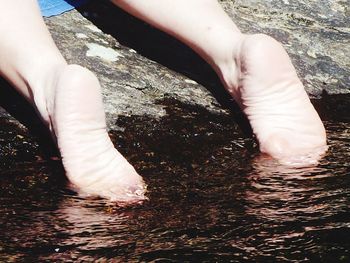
<box><xmin>112</xmin><ymin>0</ymin><xmax>327</xmax><ymax>162</ymax></box>
<box><xmin>0</xmin><ymin>0</ymin><xmax>146</xmax><ymax>200</ymax></box>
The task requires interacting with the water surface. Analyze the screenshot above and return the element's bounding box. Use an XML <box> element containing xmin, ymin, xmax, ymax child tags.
<box><xmin>0</xmin><ymin>97</ymin><xmax>349</xmax><ymax>262</ymax></box>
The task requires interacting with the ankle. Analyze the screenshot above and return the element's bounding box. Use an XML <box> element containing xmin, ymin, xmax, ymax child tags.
<box><xmin>214</xmin><ymin>34</ymin><xmax>247</xmax><ymax>100</ymax></box>
<box><xmin>31</xmin><ymin>63</ymin><xmax>67</xmax><ymax>128</ymax></box>
<box><xmin>31</xmin><ymin>64</ymin><xmax>97</xmax><ymax>122</ymax></box>
<box><xmin>216</xmin><ymin>33</ymin><xmax>291</xmax><ymax>100</ymax></box>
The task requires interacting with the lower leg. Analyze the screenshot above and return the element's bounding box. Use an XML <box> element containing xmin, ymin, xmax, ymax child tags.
<box><xmin>113</xmin><ymin>0</ymin><xmax>327</xmax><ymax>162</ymax></box>
<box><xmin>0</xmin><ymin>0</ymin><xmax>146</xmax><ymax>200</ymax></box>
<box><xmin>112</xmin><ymin>0</ymin><xmax>242</xmax><ymax>73</ymax></box>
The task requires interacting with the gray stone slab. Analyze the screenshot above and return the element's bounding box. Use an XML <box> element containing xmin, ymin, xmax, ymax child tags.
<box><xmin>221</xmin><ymin>0</ymin><xmax>349</xmax><ymax>96</ymax></box>
<box><xmin>0</xmin><ymin>0</ymin><xmax>349</xmax><ymax>130</ymax></box>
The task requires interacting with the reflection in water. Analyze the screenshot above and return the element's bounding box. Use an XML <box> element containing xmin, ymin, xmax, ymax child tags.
<box><xmin>247</xmin><ymin>157</ymin><xmax>328</xmax><ymax>215</ymax></box>
<box><xmin>240</xmin><ymin>123</ymin><xmax>350</xmax><ymax>261</ymax></box>
<box><xmin>0</xmin><ymin>101</ymin><xmax>349</xmax><ymax>261</ymax></box>
<box><xmin>51</xmin><ymin>197</ymin><xmax>139</xmax><ymax>261</ymax></box>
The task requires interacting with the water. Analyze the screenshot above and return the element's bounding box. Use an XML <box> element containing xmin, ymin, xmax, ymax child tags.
<box><xmin>0</xmin><ymin>97</ymin><xmax>349</xmax><ymax>262</ymax></box>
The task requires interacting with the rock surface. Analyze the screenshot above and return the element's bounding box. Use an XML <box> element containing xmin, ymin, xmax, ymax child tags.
<box><xmin>48</xmin><ymin>0</ymin><xmax>350</xmax><ymax>123</ymax></box>
<box><xmin>226</xmin><ymin>0</ymin><xmax>349</xmax><ymax>96</ymax></box>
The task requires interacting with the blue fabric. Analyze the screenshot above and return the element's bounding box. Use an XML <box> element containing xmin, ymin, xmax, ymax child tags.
<box><xmin>38</xmin><ymin>0</ymin><xmax>88</xmax><ymax>17</ymax></box>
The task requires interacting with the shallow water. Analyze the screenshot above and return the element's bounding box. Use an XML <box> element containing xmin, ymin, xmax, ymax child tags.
<box><xmin>0</xmin><ymin>97</ymin><xmax>349</xmax><ymax>262</ymax></box>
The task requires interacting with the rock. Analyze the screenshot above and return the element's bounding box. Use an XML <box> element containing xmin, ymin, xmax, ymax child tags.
<box><xmin>44</xmin><ymin>3</ymin><xmax>227</xmax><ymax>130</ymax></box>
<box><xmin>0</xmin><ymin>0</ymin><xmax>349</xmax><ymax>136</ymax></box>
<box><xmin>220</xmin><ymin>0</ymin><xmax>349</xmax><ymax>96</ymax></box>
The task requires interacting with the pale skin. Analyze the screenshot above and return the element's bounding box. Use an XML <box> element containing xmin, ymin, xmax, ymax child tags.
<box><xmin>0</xmin><ymin>0</ymin><xmax>327</xmax><ymax>201</ymax></box>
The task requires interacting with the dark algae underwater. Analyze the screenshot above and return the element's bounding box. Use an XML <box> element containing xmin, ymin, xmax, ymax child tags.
<box><xmin>1</xmin><ymin>96</ymin><xmax>350</xmax><ymax>262</ymax></box>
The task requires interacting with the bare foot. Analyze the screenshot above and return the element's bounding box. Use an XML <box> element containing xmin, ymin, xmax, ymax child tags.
<box><xmin>221</xmin><ymin>34</ymin><xmax>327</xmax><ymax>164</ymax></box>
<box><xmin>34</xmin><ymin>64</ymin><xmax>146</xmax><ymax>201</ymax></box>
